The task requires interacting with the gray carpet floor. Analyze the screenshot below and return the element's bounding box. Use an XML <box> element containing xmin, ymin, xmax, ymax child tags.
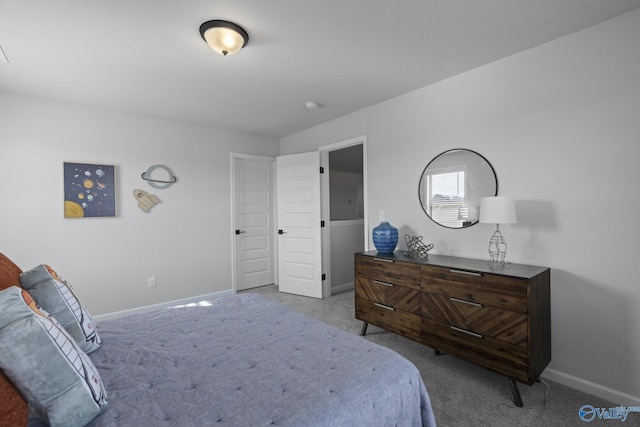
<box><xmin>241</xmin><ymin>285</ymin><xmax>637</xmax><ymax>426</ymax></box>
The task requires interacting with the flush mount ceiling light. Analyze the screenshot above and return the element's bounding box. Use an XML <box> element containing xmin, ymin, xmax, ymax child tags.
<box><xmin>199</xmin><ymin>20</ymin><xmax>249</xmax><ymax>56</ymax></box>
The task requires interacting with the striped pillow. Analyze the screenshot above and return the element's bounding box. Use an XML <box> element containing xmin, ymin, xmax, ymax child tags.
<box><xmin>20</xmin><ymin>264</ymin><xmax>101</xmax><ymax>353</ymax></box>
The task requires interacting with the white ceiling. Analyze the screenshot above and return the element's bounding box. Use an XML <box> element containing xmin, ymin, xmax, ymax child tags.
<box><xmin>1</xmin><ymin>0</ymin><xmax>639</xmax><ymax>139</ymax></box>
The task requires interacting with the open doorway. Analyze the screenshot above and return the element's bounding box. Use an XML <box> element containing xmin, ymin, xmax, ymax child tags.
<box><xmin>320</xmin><ymin>136</ymin><xmax>367</xmax><ymax>296</ymax></box>
<box><xmin>264</xmin><ymin>135</ymin><xmax>367</xmax><ymax>299</ymax></box>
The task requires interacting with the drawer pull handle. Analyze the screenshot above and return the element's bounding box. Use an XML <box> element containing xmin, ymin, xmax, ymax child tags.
<box><xmin>450</xmin><ymin>297</ymin><xmax>482</xmax><ymax>307</ymax></box>
<box><xmin>450</xmin><ymin>326</ymin><xmax>483</xmax><ymax>339</ymax></box>
<box><xmin>449</xmin><ymin>269</ymin><xmax>482</xmax><ymax>277</ymax></box>
<box><xmin>373</xmin><ymin>280</ymin><xmax>394</xmax><ymax>287</ymax></box>
<box><xmin>374</xmin><ymin>303</ymin><xmax>395</xmax><ymax>311</ymax></box>
<box><xmin>373</xmin><ymin>257</ymin><xmax>394</xmax><ymax>263</ymax></box>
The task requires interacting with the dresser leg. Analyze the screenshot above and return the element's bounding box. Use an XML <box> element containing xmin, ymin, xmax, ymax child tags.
<box><xmin>509</xmin><ymin>379</ymin><xmax>523</xmax><ymax>407</ymax></box>
<box><xmin>360</xmin><ymin>322</ymin><xmax>368</xmax><ymax>336</ymax></box>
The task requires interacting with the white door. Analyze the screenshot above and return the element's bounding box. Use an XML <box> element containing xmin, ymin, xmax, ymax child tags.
<box><xmin>276</xmin><ymin>152</ymin><xmax>323</xmax><ymax>298</ymax></box>
<box><xmin>232</xmin><ymin>155</ymin><xmax>275</xmax><ymax>291</ymax></box>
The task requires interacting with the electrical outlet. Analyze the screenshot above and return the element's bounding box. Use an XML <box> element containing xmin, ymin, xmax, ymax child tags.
<box><xmin>378</xmin><ymin>210</ymin><xmax>385</xmax><ymax>221</ymax></box>
<box><xmin>148</xmin><ymin>276</ymin><xmax>157</xmax><ymax>288</ymax></box>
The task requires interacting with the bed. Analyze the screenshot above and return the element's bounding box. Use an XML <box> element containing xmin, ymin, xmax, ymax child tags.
<box><xmin>0</xmin><ymin>253</ymin><xmax>436</xmax><ymax>427</ymax></box>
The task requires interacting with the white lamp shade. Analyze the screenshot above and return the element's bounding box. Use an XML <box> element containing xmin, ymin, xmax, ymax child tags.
<box><xmin>479</xmin><ymin>196</ymin><xmax>517</xmax><ymax>224</ymax></box>
<box><xmin>203</xmin><ymin>27</ymin><xmax>245</xmax><ymax>55</ymax></box>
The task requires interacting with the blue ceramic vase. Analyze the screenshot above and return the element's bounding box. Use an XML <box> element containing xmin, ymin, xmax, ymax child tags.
<box><xmin>372</xmin><ymin>222</ymin><xmax>398</xmax><ymax>253</ymax></box>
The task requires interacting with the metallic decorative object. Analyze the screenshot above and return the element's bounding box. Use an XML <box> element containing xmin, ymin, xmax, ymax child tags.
<box><xmin>141</xmin><ymin>164</ymin><xmax>177</xmax><ymax>189</ymax></box>
<box><xmin>404</xmin><ymin>234</ymin><xmax>434</xmax><ymax>259</ymax></box>
<box><xmin>487</xmin><ymin>229</ymin><xmax>508</xmax><ymax>266</ymax></box>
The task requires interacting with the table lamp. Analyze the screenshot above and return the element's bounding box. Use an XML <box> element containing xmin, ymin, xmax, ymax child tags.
<box><xmin>479</xmin><ymin>196</ymin><xmax>517</xmax><ymax>267</ymax></box>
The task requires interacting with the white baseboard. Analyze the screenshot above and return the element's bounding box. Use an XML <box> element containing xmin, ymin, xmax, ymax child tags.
<box><xmin>543</xmin><ymin>368</ymin><xmax>640</xmax><ymax>406</ymax></box>
<box><xmin>93</xmin><ymin>289</ymin><xmax>235</xmax><ymax>322</ymax></box>
<box><xmin>332</xmin><ymin>282</ymin><xmax>354</xmax><ymax>294</ymax></box>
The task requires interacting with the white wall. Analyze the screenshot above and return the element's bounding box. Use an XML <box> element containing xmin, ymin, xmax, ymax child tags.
<box><xmin>329</xmin><ymin>171</ymin><xmax>363</xmax><ymax>220</ymax></box>
<box><xmin>281</xmin><ymin>10</ymin><xmax>640</xmax><ymax>405</ymax></box>
<box><xmin>0</xmin><ymin>92</ymin><xmax>279</xmax><ymax>316</ymax></box>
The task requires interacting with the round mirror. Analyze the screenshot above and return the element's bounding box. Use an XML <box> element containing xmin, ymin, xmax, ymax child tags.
<box><xmin>419</xmin><ymin>149</ymin><xmax>497</xmax><ymax>229</ymax></box>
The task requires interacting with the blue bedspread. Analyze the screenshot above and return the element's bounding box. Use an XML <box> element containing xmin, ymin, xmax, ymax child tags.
<box><xmin>61</xmin><ymin>293</ymin><xmax>436</xmax><ymax>426</ymax></box>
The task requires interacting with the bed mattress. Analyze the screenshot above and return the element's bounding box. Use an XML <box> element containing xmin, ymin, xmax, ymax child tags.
<box><xmin>33</xmin><ymin>293</ymin><xmax>436</xmax><ymax>426</ymax></box>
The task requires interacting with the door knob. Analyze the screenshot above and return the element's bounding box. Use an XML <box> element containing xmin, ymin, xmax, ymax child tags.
<box><xmin>235</xmin><ymin>230</ymin><xmax>246</xmax><ymax>235</ymax></box>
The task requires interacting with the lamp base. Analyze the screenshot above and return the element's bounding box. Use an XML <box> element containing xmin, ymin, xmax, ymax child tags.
<box><xmin>487</xmin><ymin>225</ymin><xmax>510</xmax><ymax>268</ymax></box>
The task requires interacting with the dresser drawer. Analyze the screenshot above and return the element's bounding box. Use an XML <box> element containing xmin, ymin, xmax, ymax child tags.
<box><xmin>356</xmin><ymin>277</ymin><xmax>420</xmax><ymax>315</ymax></box>
<box><xmin>356</xmin><ymin>255</ymin><xmax>421</xmax><ymax>290</ymax></box>
<box><xmin>421</xmin><ymin>317</ymin><xmax>530</xmax><ymax>383</ymax></box>
<box><xmin>421</xmin><ymin>265</ymin><xmax>527</xmax><ymax>313</ymax></box>
<box><xmin>356</xmin><ymin>298</ymin><xmax>421</xmax><ymax>342</ymax></box>
<box><xmin>421</xmin><ymin>292</ymin><xmax>527</xmax><ymax>347</ymax></box>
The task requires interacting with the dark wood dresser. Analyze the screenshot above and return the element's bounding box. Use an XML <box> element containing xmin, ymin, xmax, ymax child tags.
<box><xmin>355</xmin><ymin>250</ymin><xmax>550</xmax><ymax>406</ymax></box>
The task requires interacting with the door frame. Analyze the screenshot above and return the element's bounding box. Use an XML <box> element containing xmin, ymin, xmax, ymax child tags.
<box><xmin>230</xmin><ymin>152</ymin><xmax>277</xmax><ymax>293</ymax></box>
<box><xmin>232</xmin><ymin>135</ymin><xmax>368</xmax><ymax>297</ymax></box>
<box><xmin>319</xmin><ymin>135</ymin><xmax>368</xmax><ymax>297</ymax></box>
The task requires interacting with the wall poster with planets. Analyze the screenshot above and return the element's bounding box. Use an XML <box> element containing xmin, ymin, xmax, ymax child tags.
<box><xmin>64</xmin><ymin>162</ymin><xmax>116</xmax><ymax>218</ymax></box>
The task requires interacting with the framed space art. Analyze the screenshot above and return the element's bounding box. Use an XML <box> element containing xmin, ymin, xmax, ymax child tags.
<box><xmin>63</xmin><ymin>162</ymin><xmax>116</xmax><ymax>218</ymax></box>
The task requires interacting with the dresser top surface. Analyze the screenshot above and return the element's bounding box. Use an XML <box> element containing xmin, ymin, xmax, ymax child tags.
<box><xmin>357</xmin><ymin>251</ymin><xmax>549</xmax><ymax>279</ymax></box>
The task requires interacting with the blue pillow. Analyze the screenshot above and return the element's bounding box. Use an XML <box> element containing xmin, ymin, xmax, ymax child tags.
<box><xmin>20</xmin><ymin>264</ymin><xmax>101</xmax><ymax>353</ymax></box>
<box><xmin>0</xmin><ymin>286</ymin><xmax>107</xmax><ymax>427</ymax></box>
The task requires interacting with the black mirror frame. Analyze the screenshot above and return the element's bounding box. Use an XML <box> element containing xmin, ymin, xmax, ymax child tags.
<box><xmin>418</xmin><ymin>148</ymin><xmax>498</xmax><ymax>229</ymax></box>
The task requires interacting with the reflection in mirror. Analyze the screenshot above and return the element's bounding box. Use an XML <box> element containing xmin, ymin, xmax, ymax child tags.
<box><xmin>419</xmin><ymin>149</ymin><xmax>497</xmax><ymax>229</ymax></box>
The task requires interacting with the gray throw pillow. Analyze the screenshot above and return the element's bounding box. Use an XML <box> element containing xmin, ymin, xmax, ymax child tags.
<box><xmin>0</xmin><ymin>286</ymin><xmax>107</xmax><ymax>427</ymax></box>
<box><xmin>20</xmin><ymin>264</ymin><xmax>101</xmax><ymax>353</ymax></box>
